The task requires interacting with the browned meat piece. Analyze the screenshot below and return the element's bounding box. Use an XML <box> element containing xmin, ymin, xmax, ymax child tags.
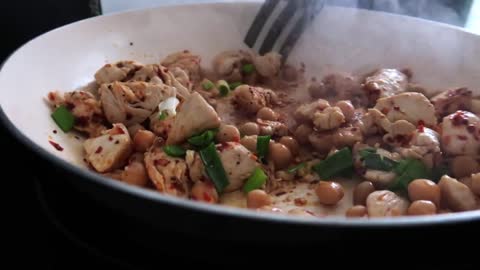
<box><xmin>94</xmin><ymin>61</ymin><xmax>143</xmax><ymax>84</ymax></box>
<box><xmin>430</xmin><ymin>87</ymin><xmax>472</xmax><ymax>117</ymax></box>
<box><xmin>363</xmin><ymin>68</ymin><xmax>409</xmax><ymax>105</ymax></box>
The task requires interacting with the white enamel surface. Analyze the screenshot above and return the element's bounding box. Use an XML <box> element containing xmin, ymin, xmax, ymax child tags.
<box><xmin>1</xmin><ymin>2</ymin><xmax>480</xmax><ymax>218</ymax></box>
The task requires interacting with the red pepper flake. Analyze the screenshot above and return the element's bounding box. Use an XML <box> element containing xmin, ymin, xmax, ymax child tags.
<box><xmin>53</xmin><ymin>130</ymin><xmax>57</xmax><ymax>134</ymax></box>
<box><xmin>457</xmin><ymin>135</ymin><xmax>468</xmax><ymax>141</ymax></box>
<box><xmin>49</xmin><ymin>140</ymin><xmax>64</xmax><ymax>151</ymax></box>
<box><xmin>451</xmin><ymin>111</ymin><xmax>468</xmax><ymax>126</ymax></box>
<box><xmin>393</xmin><ymin>106</ymin><xmax>400</xmax><ymax>111</ymax></box>
<box><xmin>115</xmin><ymin>140</ymin><xmax>119</xmax><ymax>144</ymax></box>
<box><xmin>294</xmin><ymin>198</ymin><xmax>307</xmax><ymax>206</ymax></box>
<box><xmin>108</xmin><ymin>136</ymin><xmax>113</xmax><ymax>141</ymax></box>
<box><xmin>305</xmin><ymin>210</ymin><xmax>315</xmax><ymax>216</ymax></box>
<box><xmin>417</xmin><ymin>120</ymin><xmax>425</xmax><ymax>132</ymax></box>
<box><xmin>95</xmin><ymin>146</ymin><xmax>103</xmax><ymax>154</ymax></box>
<box><xmin>217</xmin><ymin>142</ymin><xmax>233</xmax><ymax>151</ymax></box>
<box><xmin>203</xmin><ymin>192</ymin><xmax>212</xmax><ymax>202</ymax></box>
<box><xmin>48</xmin><ymin>92</ymin><xmax>56</xmax><ymax>101</ymax></box>
<box><xmin>83</xmin><ymin>158</ymin><xmax>88</xmax><ymax>163</ymax></box>
<box><xmin>381</xmin><ymin>108</ymin><xmax>389</xmax><ymax>114</ymax></box>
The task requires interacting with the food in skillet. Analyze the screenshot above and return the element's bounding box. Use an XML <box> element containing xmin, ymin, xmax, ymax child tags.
<box><xmin>46</xmin><ymin>49</ymin><xmax>480</xmax><ymax>218</ymax></box>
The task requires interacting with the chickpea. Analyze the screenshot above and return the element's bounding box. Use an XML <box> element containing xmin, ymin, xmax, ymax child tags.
<box><xmin>256</xmin><ymin>107</ymin><xmax>278</xmax><ymax>121</ymax></box>
<box><xmin>247</xmin><ymin>189</ymin><xmax>272</xmax><ymax>209</ymax></box>
<box><xmin>407</xmin><ymin>200</ymin><xmax>437</xmax><ymax>216</ymax></box>
<box><xmin>215</xmin><ymin>124</ymin><xmax>240</xmax><ymax>143</ymax></box>
<box><xmin>346</xmin><ymin>205</ymin><xmax>367</xmax><ymax>217</ymax></box>
<box><xmin>269</xmin><ymin>143</ymin><xmax>293</xmax><ymax>169</ymax></box>
<box><xmin>407</xmin><ymin>179</ymin><xmax>441</xmax><ymax>207</ymax></box>
<box><xmin>191</xmin><ymin>181</ymin><xmax>219</xmax><ymax>204</ymax></box>
<box><xmin>308</xmin><ymin>80</ymin><xmax>326</xmax><ymax>99</ymax></box>
<box><xmin>133</xmin><ymin>130</ymin><xmax>156</xmax><ymax>152</ymax></box>
<box><xmin>240</xmin><ymin>135</ymin><xmax>257</xmax><ymax>152</ymax></box>
<box><xmin>450</xmin><ymin>155</ymin><xmax>479</xmax><ymax>178</ymax></box>
<box><xmin>315</xmin><ymin>181</ymin><xmax>344</xmax><ymax>205</ymax></box>
<box><xmin>122</xmin><ymin>162</ymin><xmax>148</xmax><ymax>187</ymax></box>
<box><xmin>279</xmin><ymin>136</ymin><xmax>299</xmax><ymax>156</ymax></box>
<box><xmin>335</xmin><ymin>100</ymin><xmax>355</xmax><ymax>122</ymax></box>
<box><xmin>260</xmin><ymin>125</ymin><xmax>274</xmax><ymax>136</ymax></box>
<box><xmin>353</xmin><ymin>181</ymin><xmax>375</xmax><ymax>206</ymax></box>
<box><xmin>127</xmin><ymin>123</ymin><xmax>145</xmax><ymax>138</ymax></box>
<box><xmin>239</xmin><ymin>122</ymin><xmax>260</xmax><ymax>136</ymax></box>
<box><xmin>471</xmin><ymin>173</ymin><xmax>480</xmax><ymax>196</ymax></box>
<box><xmin>294</xmin><ymin>124</ymin><xmax>313</xmax><ymax>144</ymax></box>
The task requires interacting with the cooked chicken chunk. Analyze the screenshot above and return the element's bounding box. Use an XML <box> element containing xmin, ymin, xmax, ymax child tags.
<box><xmin>308</xmin><ymin>126</ymin><xmax>363</xmax><ymax>153</ymax></box>
<box><xmin>167</xmin><ymin>92</ymin><xmax>221</xmax><ymax>145</ymax></box>
<box><xmin>374</xmin><ymin>92</ymin><xmax>437</xmax><ymax>126</ymax></box>
<box><xmin>363</xmin><ymin>68</ymin><xmax>409</xmax><ymax>104</ymax></box>
<box><xmin>48</xmin><ymin>90</ymin><xmax>106</xmax><ymax>137</ymax></box>
<box><xmin>294</xmin><ymin>99</ymin><xmax>330</xmax><ymax>124</ymax></box>
<box><xmin>161</xmin><ymin>50</ymin><xmax>202</xmax><ymax>82</ymax></box>
<box><xmin>185</xmin><ymin>150</ymin><xmax>205</xmax><ymax>183</ymax></box>
<box><xmin>312</xmin><ymin>106</ymin><xmax>345</xmax><ymax>131</ymax></box>
<box><xmin>144</xmin><ymin>146</ymin><xmax>190</xmax><ymax>197</ymax></box>
<box><xmin>441</xmin><ymin>111</ymin><xmax>480</xmax><ymax>156</ymax></box>
<box><xmin>234</xmin><ymin>85</ymin><xmax>278</xmax><ymax>114</ymax></box>
<box><xmin>366</xmin><ymin>190</ymin><xmax>409</xmax><ymax>217</ymax></box>
<box><xmin>84</xmin><ymin>124</ymin><xmax>133</xmax><ymax>173</ymax></box>
<box><xmin>217</xmin><ymin>142</ymin><xmax>259</xmax><ymax>192</ymax></box>
<box><xmin>394</xmin><ymin>127</ymin><xmax>441</xmax><ymax>168</ymax></box>
<box><xmin>99</xmin><ymin>81</ymin><xmax>175</xmax><ymax>126</ymax></box>
<box><xmin>94</xmin><ymin>61</ymin><xmax>143</xmax><ymax>84</ymax></box>
<box><xmin>252</xmin><ymin>52</ymin><xmax>282</xmax><ymax>77</ymax></box>
<box><xmin>213</xmin><ymin>50</ymin><xmax>252</xmax><ymax>82</ymax></box>
<box><xmin>430</xmin><ymin>87</ymin><xmax>472</xmax><ymax>117</ymax></box>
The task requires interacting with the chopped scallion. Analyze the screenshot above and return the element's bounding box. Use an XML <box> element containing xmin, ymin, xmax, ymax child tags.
<box><xmin>243</xmin><ymin>167</ymin><xmax>268</xmax><ymax>193</ymax></box>
<box><xmin>256</xmin><ymin>135</ymin><xmax>271</xmax><ymax>163</ymax></box>
<box><xmin>199</xmin><ymin>143</ymin><xmax>230</xmax><ymax>192</ymax></box>
<box><xmin>158</xmin><ymin>111</ymin><xmax>168</xmax><ymax>120</ymax></box>
<box><xmin>312</xmin><ymin>147</ymin><xmax>353</xmax><ymax>179</ymax></box>
<box><xmin>163</xmin><ymin>145</ymin><xmax>186</xmax><ymax>157</ymax></box>
<box><xmin>217</xmin><ymin>80</ymin><xmax>230</xmax><ymax>97</ymax></box>
<box><xmin>360</xmin><ymin>149</ymin><xmax>398</xmax><ymax>171</ymax></box>
<box><xmin>188</xmin><ymin>129</ymin><xmax>217</xmax><ymax>148</ymax></box>
<box><xmin>202</xmin><ymin>79</ymin><xmax>214</xmax><ymax>91</ymax></box>
<box><xmin>51</xmin><ymin>105</ymin><xmax>75</xmax><ymax>132</ymax></box>
<box><xmin>242</xmin><ymin>63</ymin><xmax>255</xmax><ymax>74</ymax></box>
<box><xmin>287</xmin><ymin>163</ymin><xmax>306</xmax><ymax>174</ymax></box>
<box><xmin>389</xmin><ymin>158</ymin><xmax>429</xmax><ymax>191</ymax></box>
<box><xmin>229</xmin><ymin>82</ymin><xmax>242</xmax><ymax>90</ymax></box>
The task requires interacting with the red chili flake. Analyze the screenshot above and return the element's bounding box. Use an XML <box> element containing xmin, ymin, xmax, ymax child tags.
<box><xmin>154</xmin><ymin>159</ymin><xmax>170</xmax><ymax>166</ymax></box>
<box><xmin>115</xmin><ymin>140</ymin><xmax>119</xmax><ymax>144</ymax></box>
<box><xmin>305</xmin><ymin>210</ymin><xmax>315</xmax><ymax>216</ymax></box>
<box><xmin>49</xmin><ymin>140</ymin><xmax>64</xmax><ymax>151</ymax></box>
<box><xmin>95</xmin><ymin>146</ymin><xmax>103</xmax><ymax>154</ymax></box>
<box><xmin>48</xmin><ymin>92</ymin><xmax>56</xmax><ymax>101</ymax></box>
<box><xmin>451</xmin><ymin>111</ymin><xmax>468</xmax><ymax>126</ymax></box>
<box><xmin>203</xmin><ymin>192</ymin><xmax>212</xmax><ymax>202</ymax></box>
<box><xmin>294</xmin><ymin>198</ymin><xmax>307</xmax><ymax>206</ymax></box>
<box><xmin>110</xmin><ymin>126</ymin><xmax>125</xmax><ymax>135</ymax></box>
<box><xmin>393</xmin><ymin>106</ymin><xmax>400</xmax><ymax>111</ymax></box>
<box><xmin>83</xmin><ymin>158</ymin><xmax>88</xmax><ymax>163</ymax></box>
<box><xmin>467</xmin><ymin>124</ymin><xmax>476</xmax><ymax>133</ymax></box>
<box><xmin>417</xmin><ymin>120</ymin><xmax>425</xmax><ymax>132</ymax></box>
<box><xmin>381</xmin><ymin>108</ymin><xmax>389</xmax><ymax>114</ymax></box>
<box><xmin>53</xmin><ymin>130</ymin><xmax>57</xmax><ymax>134</ymax></box>
<box><xmin>217</xmin><ymin>142</ymin><xmax>233</xmax><ymax>151</ymax></box>
<box><xmin>457</xmin><ymin>135</ymin><xmax>468</xmax><ymax>141</ymax></box>
<box><xmin>108</xmin><ymin>136</ymin><xmax>113</xmax><ymax>141</ymax></box>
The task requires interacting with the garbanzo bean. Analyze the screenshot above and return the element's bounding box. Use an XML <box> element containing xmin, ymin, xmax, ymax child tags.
<box><xmin>407</xmin><ymin>200</ymin><xmax>437</xmax><ymax>216</ymax></box>
<box><xmin>133</xmin><ymin>130</ymin><xmax>156</xmax><ymax>152</ymax></box>
<box><xmin>346</xmin><ymin>205</ymin><xmax>367</xmax><ymax>217</ymax></box>
<box><xmin>279</xmin><ymin>136</ymin><xmax>299</xmax><ymax>156</ymax></box>
<box><xmin>335</xmin><ymin>100</ymin><xmax>355</xmax><ymax>122</ymax></box>
<box><xmin>240</xmin><ymin>135</ymin><xmax>257</xmax><ymax>152</ymax></box>
<box><xmin>315</xmin><ymin>181</ymin><xmax>344</xmax><ymax>205</ymax></box>
<box><xmin>269</xmin><ymin>143</ymin><xmax>293</xmax><ymax>169</ymax></box>
<box><xmin>472</xmin><ymin>173</ymin><xmax>480</xmax><ymax>196</ymax></box>
<box><xmin>122</xmin><ymin>162</ymin><xmax>148</xmax><ymax>187</ymax></box>
<box><xmin>239</xmin><ymin>122</ymin><xmax>260</xmax><ymax>136</ymax></box>
<box><xmin>294</xmin><ymin>124</ymin><xmax>313</xmax><ymax>144</ymax></box>
<box><xmin>191</xmin><ymin>181</ymin><xmax>218</xmax><ymax>204</ymax></box>
<box><xmin>450</xmin><ymin>155</ymin><xmax>479</xmax><ymax>178</ymax></box>
<box><xmin>257</xmin><ymin>107</ymin><xmax>278</xmax><ymax>121</ymax></box>
<box><xmin>216</xmin><ymin>124</ymin><xmax>240</xmax><ymax>143</ymax></box>
<box><xmin>407</xmin><ymin>179</ymin><xmax>440</xmax><ymax>207</ymax></box>
<box><xmin>353</xmin><ymin>181</ymin><xmax>375</xmax><ymax>206</ymax></box>
<box><xmin>247</xmin><ymin>189</ymin><xmax>272</xmax><ymax>209</ymax></box>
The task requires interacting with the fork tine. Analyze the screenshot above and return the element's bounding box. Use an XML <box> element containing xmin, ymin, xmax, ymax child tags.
<box><xmin>244</xmin><ymin>0</ymin><xmax>280</xmax><ymax>48</ymax></box>
<box><xmin>279</xmin><ymin>0</ymin><xmax>325</xmax><ymax>60</ymax></box>
<box><xmin>258</xmin><ymin>0</ymin><xmax>297</xmax><ymax>55</ymax></box>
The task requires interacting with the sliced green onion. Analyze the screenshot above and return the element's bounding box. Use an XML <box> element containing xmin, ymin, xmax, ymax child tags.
<box><xmin>389</xmin><ymin>158</ymin><xmax>429</xmax><ymax>191</ymax></box>
<box><xmin>163</xmin><ymin>145</ymin><xmax>186</xmax><ymax>157</ymax></box>
<box><xmin>243</xmin><ymin>167</ymin><xmax>268</xmax><ymax>193</ymax></box>
<box><xmin>242</xmin><ymin>63</ymin><xmax>255</xmax><ymax>74</ymax></box>
<box><xmin>360</xmin><ymin>149</ymin><xmax>398</xmax><ymax>171</ymax></box>
<box><xmin>188</xmin><ymin>129</ymin><xmax>217</xmax><ymax>148</ymax></box>
<box><xmin>158</xmin><ymin>111</ymin><xmax>168</xmax><ymax>120</ymax></box>
<box><xmin>287</xmin><ymin>163</ymin><xmax>306</xmax><ymax>174</ymax></box>
<box><xmin>312</xmin><ymin>147</ymin><xmax>353</xmax><ymax>179</ymax></box>
<box><xmin>217</xmin><ymin>80</ymin><xmax>230</xmax><ymax>97</ymax></box>
<box><xmin>199</xmin><ymin>143</ymin><xmax>230</xmax><ymax>193</ymax></box>
<box><xmin>51</xmin><ymin>105</ymin><xmax>75</xmax><ymax>132</ymax></box>
<box><xmin>256</xmin><ymin>135</ymin><xmax>271</xmax><ymax>163</ymax></box>
<box><xmin>229</xmin><ymin>82</ymin><xmax>242</xmax><ymax>90</ymax></box>
<box><xmin>202</xmin><ymin>79</ymin><xmax>214</xmax><ymax>91</ymax></box>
